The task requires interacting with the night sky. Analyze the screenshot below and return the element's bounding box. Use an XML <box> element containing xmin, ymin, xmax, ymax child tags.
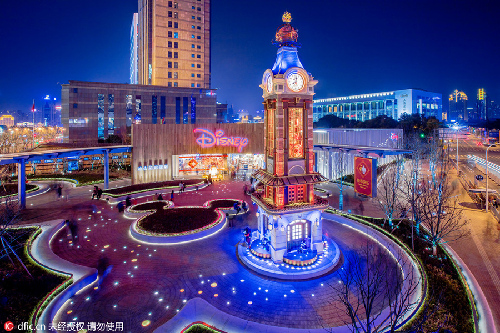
<box><xmin>1</xmin><ymin>0</ymin><xmax>500</xmax><ymax>116</ymax></box>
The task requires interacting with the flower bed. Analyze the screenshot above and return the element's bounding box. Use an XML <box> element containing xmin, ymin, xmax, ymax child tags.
<box><xmin>327</xmin><ymin>210</ymin><xmax>474</xmax><ymax>333</ymax></box>
<box><xmin>181</xmin><ymin>322</ymin><xmax>226</xmax><ymax>333</ymax></box>
<box><xmin>0</xmin><ymin>228</ymin><xmax>70</xmax><ymax>331</ymax></box>
<box><xmin>0</xmin><ymin>184</ymin><xmax>38</xmax><ymax>197</ymax></box>
<box><xmin>134</xmin><ymin>199</ymin><xmax>240</xmax><ymax>236</ymax></box>
<box><xmin>20</xmin><ymin>173</ymin><xmax>119</xmax><ymax>186</ymax></box>
<box><xmin>103</xmin><ymin>179</ymin><xmax>204</xmax><ymax>197</ymax></box>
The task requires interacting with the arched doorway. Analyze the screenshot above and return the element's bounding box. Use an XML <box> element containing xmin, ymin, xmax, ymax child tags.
<box><xmin>287</xmin><ymin>220</ymin><xmax>311</xmax><ymax>252</ymax></box>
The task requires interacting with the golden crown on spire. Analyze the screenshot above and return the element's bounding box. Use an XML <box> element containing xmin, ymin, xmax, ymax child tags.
<box><xmin>282</xmin><ymin>11</ymin><xmax>292</xmax><ymax>23</ymax></box>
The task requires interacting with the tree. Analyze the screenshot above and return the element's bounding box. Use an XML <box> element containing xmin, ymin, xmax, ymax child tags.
<box><xmin>377</xmin><ymin>156</ymin><xmax>405</xmax><ymax>229</ymax></box>
<box><xmin>314</xmin><ymin>114</ymin><xmax>358</xmax><ymax>128</ymax></box>
<box><xmin>331</xmin><ymin>242</ymin><xmax>421</xmax><ymax>333</ymax></box>
<box><xmin>418</xmin><ymin>158</ymin><xmax>469</xmax><ymax>256</ymax></box>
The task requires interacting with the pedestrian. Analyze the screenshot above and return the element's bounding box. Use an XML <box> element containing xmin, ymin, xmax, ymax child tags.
<box><xmin>96</xmin><ymin>256</ymin><xmax>111</xmax><ymax>289</ymax></box>
<box><xmin>157</xmin><ymin>193</ymin><xmax>163</xmax><ymax>200</ymax></box>
<box><xmin>117</xmin><ymin>201</ymin><xmax>124</xmax><ymax>213</ymax></box>
<box><xmin>170</xmin><ymin>190</ymin><xmax>174</xmax><ymax>201</ymax></box>
<box><xmin>125</xmin><ymin>195</ymin><xmax>131</xmax><ymax>207</ymax></box>
<box><xmin>68</xmin><ymin>219</ymin><xmax>78</xmax><ymax>243</ymax></box>
<box><xmin>57</xmin><ymin>185</ymin><xmax>62</xmax><ymax>199</ymax></box>
<box><xmin>97</xmin><ymin>187</ymin><xmax>103</xmax><ymax>199</ymax></box>
<box><xmin>92</xmin><ymin>186</ymin><xmax>98</xmax><ymax>200</ymax></box>
<box><xmin>242</xmin><ymin>201</ymin><xmax>248</xmax><ymax>212</ymax></box>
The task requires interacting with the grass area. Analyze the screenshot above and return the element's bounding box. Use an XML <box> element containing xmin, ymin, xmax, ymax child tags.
<box><xmin>0</xmin><ymin>184</ymin><xmax>38</xmax><ymax>197</ymax></box>
<box><xmin>0</xmin><ymin>227</ymin><xmax>70</xmax><ymax>329</ymax></box>
<box><xmin>329</xmin><ymin>211</ymin><xmax>474</xmax><ymax>333</ymax></box>
<box><xmin>103</xmin><ymin>179</ymin><xmax>204</xmax><ymax>197</ymax></box>
<box><xmin>136</xmin><ymin>199</ymin><xmax>239</xmax><ymax>235</ymax></box>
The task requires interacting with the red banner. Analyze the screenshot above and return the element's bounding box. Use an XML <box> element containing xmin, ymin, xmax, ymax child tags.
<box><xmin>354</xmin><ymin>157</ymin><xmax>377</xmax><ymax>197</ymax></box>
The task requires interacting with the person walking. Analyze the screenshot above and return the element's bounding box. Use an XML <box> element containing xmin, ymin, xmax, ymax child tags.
<box><xmin>170</xmin><ymin>190</ymin><xmax>174</xmax><ymax>201</ymax></box>
<box><xmin>57</xmin><ymin>185</ymin><xmax>63</xmax><ymax>199</ymax></box>
<box><xmin>97</xmin><ymin>187</ymin><xmax>103</xmax><ymax>199</ymax></box>
<box><xmin>157</xmin><ymin>193</ymin><xmax>163</xmax><ymax>200</ymax></box>
<box><xmin>96</xmin><ymin>256</ymin><xmax>112</xmax><ymax>289</ymax></box>
<box><xmin>92</xmin><ymin>186</ymin><xmax>98</xmax><ymax>200</ymax></box>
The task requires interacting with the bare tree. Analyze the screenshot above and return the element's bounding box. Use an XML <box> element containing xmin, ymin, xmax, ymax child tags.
<box><xmin>377</xmin><ymin>156</ymin><xmax>405</xmax><ymax>229</ymax></box>
<box><xmin>418</xmin><ymin>157</ymin><xmax>469</xmax><ymax>256</ymax></box>
<box><xmin>331</xmin><ymin>242</ymin><xmax>421</xmax><ymax>333</ymax></box>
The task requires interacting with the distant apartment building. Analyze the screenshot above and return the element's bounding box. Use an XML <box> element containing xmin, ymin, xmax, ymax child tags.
<box><xmin>313</xmin><ymin>88</ymin><xmax>442</xmax><ymax>122</ymax></box>
<box><xmin>137</xmin><ymin>0</ymin><xmax>211</xmax><ymax>88</ymax></box>
<box><xmin>130</xmin><ymin>13</ymin><xmax>139</xmax><ymax>84</ymax></box>
<box><xmin>449</xmin><ymin>90</ymin><xmax>468</xmax><ymax>122</ymax></box>
<box><xmin>61</xmin><ymin>81</ymin><xmax>217</xmax><ymax>145</ymax></box>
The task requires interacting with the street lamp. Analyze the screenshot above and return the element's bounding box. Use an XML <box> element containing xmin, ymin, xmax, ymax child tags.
<box><xmin>485</xmin><ymin>143</ymin><xmax>496</xmax><ymax>212</ymax></box>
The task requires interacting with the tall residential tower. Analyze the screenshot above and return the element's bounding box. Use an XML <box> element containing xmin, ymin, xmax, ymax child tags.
<box><xmin>138</xmin><ymin>0</ymin><xmax>211</xmax><ymax>88</ymax></box>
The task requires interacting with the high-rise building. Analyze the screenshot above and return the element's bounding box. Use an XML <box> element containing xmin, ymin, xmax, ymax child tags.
<box><xmin>130</xmin><ymin>13</ymin><xmax>139</xmax><ymax>85</ymax></box>
<box><xmin>449</xmin><ymin>90</ymin><xmax>468</xmax><ymax>122</ymax></box>
<box><xmin>138</xmin><ymin>0</ymin><xmax>211</xmax><ymax>88</ymax></box>
<box><xmin>476</xmin><ymin>88</ymin><xmax>487</xmax><ymax>121</ymax></box>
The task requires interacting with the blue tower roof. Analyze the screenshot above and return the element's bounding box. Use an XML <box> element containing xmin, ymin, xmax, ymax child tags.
<box><xmin>271</xmin><ymin>46</ymin><xmax>304</xmax><ymax>75</ymax></box>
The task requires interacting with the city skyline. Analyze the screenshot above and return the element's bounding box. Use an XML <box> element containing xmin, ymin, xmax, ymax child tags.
<box><xmin>1</xmin><ymin>0</ymin><xmax>500</xmax><ymax>116</ymax></box>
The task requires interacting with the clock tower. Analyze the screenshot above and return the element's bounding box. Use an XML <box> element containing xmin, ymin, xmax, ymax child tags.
<box><xmin>251</xmin><ymin>12</ymin><xmax>329</xmax><ymax>264</ymax></box>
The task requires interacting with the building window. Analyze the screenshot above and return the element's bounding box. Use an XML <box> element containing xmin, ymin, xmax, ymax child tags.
<box><xmin>174</xmin><ymin>2</ymin><xmax>178</xmax><ymax>8</ymax></box>
<box><xmin>126</xmin><ymin>95</ymin><xmax>132</xmax><ymax>127</ymax></box>
<box><xmin>197</xmin><ymin>74</ymin><xmax>201</xmax><ymax>78</ymax></box>
<box><xmin>197</xmin><ymin>17</ymin><xmax>201</xmax><ymax>20</ymax></box>
<box><xmin>168</xmin><ymin>21</ymin><xmax>172</xmax><ymax>27</ymax></box>
<box><xmin>192</xmin><ymin>15</ymin><xmax>195</xmax><ymax>19</ymax></box>
<box><xmin>197</xmin><ymin>7</ymin><xmax>201</xmax><ymax>11</ymax></box>
<box><xmin>191</xmin><ymin>54</ymin><xmax>195</xmax><ymax>58</ymax></box>
<box><xmin>191</xmin><ymin>44</ymin><xmax>195</xmax><ymax>48</ymax></box>
<box><xmin>191</xmin><ymin>73</ymin><xmax>195</xmax><ymax>77</ymax></box>
<box><xmin>168</xmin><ymin>31</ymin><xmax>172</xmax><ymax>38</ymax></box>
<box><xmin>173</xmin><ymin>72</ymin><xmax>178</xmax><ymax>79</ymax></box>
<box><xmin>191</xmin><ymin>96</ymin><xmax>196</xmax><ymax>124</ymax></box>
<box><xmin>168</xmin><ymin>41</ymin><xmax>172</xmax><ymax>47</ymax></box>
<box><xmin>197</xmin><ymin>26</ymin><xmax>201</xmax><ymax>30</ymax></box>
<box><xmin>168</xmin><ymin>1</ymin><xmax>172</xmax><ymax>7</ymax></box>
<box><xmin>183</xmin><ymin>96</ymin><xmax>188</xmax><ymax>124</ymax></box>
<box><xmin>168</xmin><ymin>51</ymin><xmax>172</xmax><ymax>58</ymax></box>
<box><xmin>174</xmin><ymin>22</ymin><xmax>178</xmax><ymax>28</ymax></box>
<box><xmin>267</xmin><ymin>108</ymin><xmax>274</xmax><ymax>156</ymax></box>
<box><xmin>191</xmin><ymin>34</ymin><xmax>195</xmax><ymax>38</ymax></box>
<box><xmin>174</xmin><ymin>12</ymin><xmax>178</xmax><ymax>18</ymax></box>
<box><xmin>160</xmin><ymin>96</ymin><xmax>166</xmax><ymax>121</ymax></box>
<box><xmin>174</xmin><ymin>42</ymin><xmax>178</xmax><ymax>48</ymax></box>
<box><xmin>174</xmin><ymin>62</ymin><xmax>178</xmax><ymax>68</ymax></box>
<box><xmin>135</xmin><ymin>95</ymin><xmax>142</xmax><ymax>124</ymax></box>
<box><xmin>197</xmin><ymin>45</ymin><xmax>201</xmax><ymax>49</ymax></box>
<box><xmin>108</xmin><ymin>94</ymin><xmax>114</xmax><ymax>135</ymax></box>
<box><xmin>175</xmin><ymin>97</ymin><xmax>181</xmax><ymax>124</ymax></box>
<box><xmin>197</xmin><ymin>64</ymin><xmax>201</xmax><ymax>68</ymax></box>
<box><xmin>174</xmin><ymin>52</ymin><xmax>178</xmax><ymax>58</ymax></box>
<box><xmin>73</xmin><ymin>103</ymin><xmax>78</xmax><ymax>108</ymax></box>
<box><xmin>192</xmin><ymin>25</ymin><xmax>195</xmax><ymax>29</ymax></box>
<box><xmin>174</xmin><ymin>82</ymin><xmax>178</xmax><ymax>87</ymax></box>
<box><xmin>98</xmin><ymin>94</ymin><xmax>105</xmax><ymax>140</ymax></box>
<box><xmin>197</xmin><ymin>84</ymin><xmax>200</xmax><ymax>87</ymax></box>
<box><xmin>174</xmin><ymin>32</ymin><xmax>178</xmax><ymax>38</ymax></box>
<box><xmin>168</xmin><ymin>72</ymin><xmax>172</xmax><ymax>78</ymax></box>
<box><xmin>168</xmin><ymin>11</ymin><xmax>172</xmax><ymax>17</ymax></box>
<box><xmin>191</xmin><ymin>83</ymin><xmax>195</xmax><ymax>87</ymax></box>
<box><xmin>152</xmin><ymin>95</ymin><xmax>158</xmax><ymax>124</ymax></box>
<box><xmin>197</xmin><ymin>54</ymin><xmax>201</xmax><ymax>58</ymax></box>
<box><xmin>191</xmin><ymin>64</ymin><xmax>195</xmax><ymax>67</ymax></box>
<box><xmin>289</xmin><ymin>108</ymin><xmax>304</xmax><ymax>158</ymax></box>
<box><xmin>191</xmin><ymin>5</ymin><xmax>195</xmax><ymax>9</ymax></box>
<box><xmin>168</xmin><ymin>82</ymin><xmax>172</xmax><ymax>87</ymax></box>
<box><xmin>197</xmin><ymin>35</ymin><xmax>201</xmax><ymax>39</ymax></box>
<box><xmin>168</xmin><ymin>61</ymin><xmax>172</xmax><ymax>68</ymax></box>
<box><xmin>73</xmin><ymin>88</ymin><xmax>78</xmax><ymax>93</ymax></box>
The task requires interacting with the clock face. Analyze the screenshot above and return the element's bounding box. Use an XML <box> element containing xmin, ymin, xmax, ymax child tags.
<box><xmin>266</xmin><ymin>75</ymin><xmax>273</xmax><ymax>93</ymax></box>
<box><xmin>287</xmin><ymin>73</ymin><xmax>305</xmax><ymax>92</ymax></box>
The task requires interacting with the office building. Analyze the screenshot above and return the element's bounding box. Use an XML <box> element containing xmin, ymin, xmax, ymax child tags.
<box><xmin>313</xmin><ymin>89</ymin><xmax>442</xmax><ymax>122</ymax></box>
<box><xmin>130</xmin><ymin>13</ymin><xmax>139</xmax><ymax>85</ymax></box>
<box><xmin>216</xmin><ymin>103</ymin><xmax>227</xmax><ymax>123</ymax></box>
<box><xmin>449</xmin><ymin>90</ymin><xmax>468</xmax><ymax>123</ymax></box>
<box><xmin>137</xmin><ymin>0</ymin><xmax>211</xmax><ymax>88</ymax></box>
<box><xmin>0</xmin><ymin>115</ymin><xmax>15</xmax><ymax>127</ymax></box>
<box><xmin>61</xmin><ymin>80</ymin><xmax>217</xmax><ymax>145</ymax></box>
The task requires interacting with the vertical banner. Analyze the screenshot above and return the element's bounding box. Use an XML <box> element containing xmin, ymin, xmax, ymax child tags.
<box><xmin>354</xmin><ymin>156</ymin><xmax>377</xmax><ymax>198</ymax></box>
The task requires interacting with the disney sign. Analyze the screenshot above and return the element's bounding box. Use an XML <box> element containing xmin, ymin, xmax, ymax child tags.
<box><xmin>194</xmin><ymin>128</ymin><xmax>249</xmax><ymax>152</ymax></box>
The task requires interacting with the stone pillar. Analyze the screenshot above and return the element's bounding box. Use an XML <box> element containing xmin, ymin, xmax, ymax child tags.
<box><xmin>18</xmin><ymin>159</ymin><xmax>26</xmax><ymax>209</ymax></box>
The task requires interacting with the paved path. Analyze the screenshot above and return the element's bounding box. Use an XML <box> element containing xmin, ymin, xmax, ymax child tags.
<box><xmin>23</xmin><ymin>179</ymin><xmax>400</xmax><ymax>333</ymax></box>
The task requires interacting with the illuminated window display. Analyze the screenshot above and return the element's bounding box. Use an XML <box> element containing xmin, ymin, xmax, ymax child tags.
<box><xmin>289</xmin><ymin>107</ymin><xmax>303</xmax><ymax>158</ymax></box>
<box><xmin>173</xmin><ymin>153</ymin><xmax>264</xmax><ymax>177</ymax></box>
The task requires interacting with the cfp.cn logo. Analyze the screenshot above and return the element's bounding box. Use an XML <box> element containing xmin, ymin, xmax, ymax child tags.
<box><xmin>4</xmin><ymin>321</ymin><xmax>14</xmax><ymax>331</ymax></box>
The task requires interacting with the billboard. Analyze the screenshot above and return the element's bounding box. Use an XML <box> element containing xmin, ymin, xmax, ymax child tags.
<box><xmin>354</xmin><ymin>157</ymin><xmax>377</xmax><ymax>198</ymax></box>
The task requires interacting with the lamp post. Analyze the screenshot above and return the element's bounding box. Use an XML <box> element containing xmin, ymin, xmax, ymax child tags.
<box><xmin>485</xmin><ymin>143</ymin><xmax>496</xmax><ymax>212</ymax></box>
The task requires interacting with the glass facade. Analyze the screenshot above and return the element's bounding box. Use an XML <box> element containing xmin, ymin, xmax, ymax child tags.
<box><xmin>190</xmin><ymin>96</ymin><xmax>196</xmax><ymax>124</ymax></box>
<box><xmin>97</xmin><ymin>94</ymin><xmax>105</xmax><ymax>139</ymax></box>
<box><xmin>183</xmin><ymin>96</ymin><xmax>188</xmax><ymax>124</ymax></box>
<box><xmin>108</xmin><ymin>94</ymin><xmax>114</xmax><ymax>136</ymax></box>
<box><xmin>160</xmin><ymin>96</ymin><xmax>166</xmax><ymax>123</ymax></box>
<box><xmin>126</xmin><ymin>95</ymin><xmax>133</xmax><ymax>128</ymax></box>
<box><xmin>175</xmin><ymin>97</ymin><xmax>181</xmax><ymax>124</ymax></box>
